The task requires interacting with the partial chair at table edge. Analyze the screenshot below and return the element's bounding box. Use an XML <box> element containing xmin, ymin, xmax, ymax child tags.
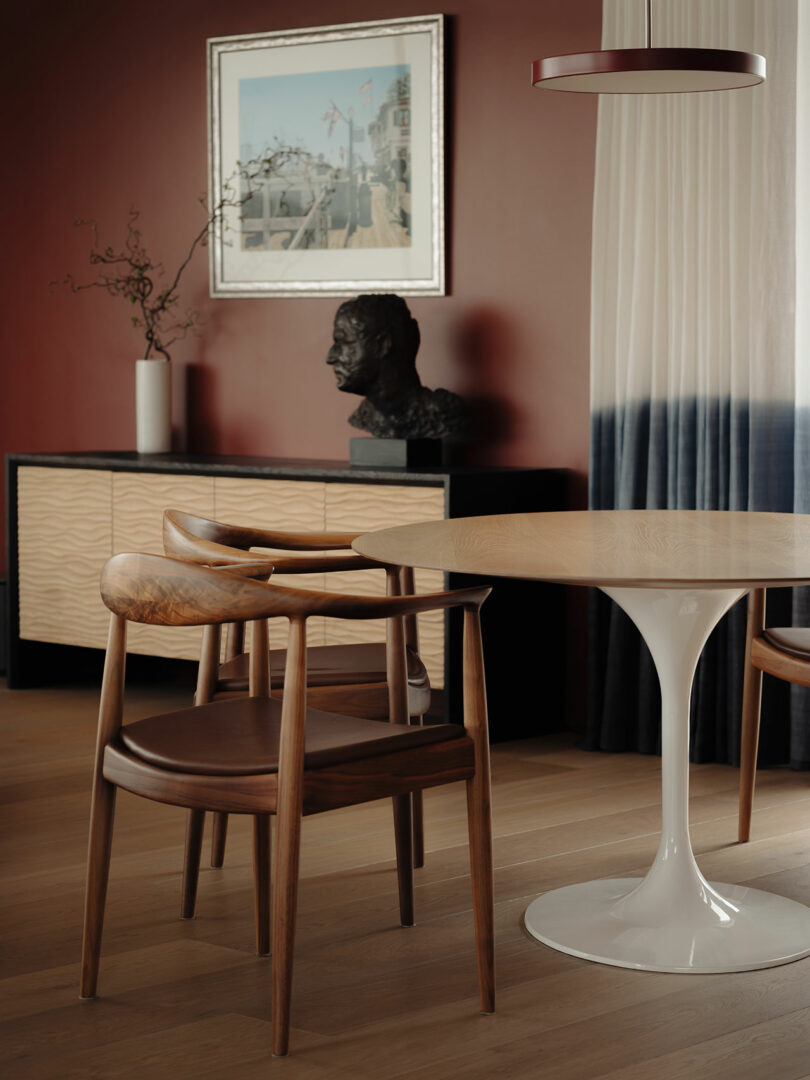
<box><xmin>739</xmin><ymin>586</ymin><xmax>810</xmax><ymax>842</ymax></box>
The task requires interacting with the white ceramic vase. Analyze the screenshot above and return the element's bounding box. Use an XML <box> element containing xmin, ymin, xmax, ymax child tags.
<box><xmin>136</xmin><ymin>358</ymin><xmax>171</xmax><ymax>454</ymax></box>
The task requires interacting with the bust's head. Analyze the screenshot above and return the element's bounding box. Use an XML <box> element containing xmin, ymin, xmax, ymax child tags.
<box><xmin>327</xmin><ymin>294</ymin><xmax>421</xmax><ymax>398</ymax></box>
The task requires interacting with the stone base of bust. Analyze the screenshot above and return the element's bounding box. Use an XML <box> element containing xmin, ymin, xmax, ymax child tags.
<box><xmin>350</xmin><ymin>437</ymin><xmax>446</xmax><ymax>468</ymax></box>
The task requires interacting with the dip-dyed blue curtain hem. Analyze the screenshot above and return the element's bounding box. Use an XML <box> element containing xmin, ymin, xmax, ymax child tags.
<box><xmin>587</xmin><ymin>398</ymin><xmax>810</xmax><ymax>769</ymax></box>
<box><xmin>591</xmin><ymin>400</ymin><xmax>799</xmax><ymax>514</ymax></box>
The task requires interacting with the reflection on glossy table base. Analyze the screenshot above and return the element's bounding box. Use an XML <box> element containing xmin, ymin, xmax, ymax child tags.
<box><xmin>524</xmin><ymin>878</ymin><xmax>810</xmax><ymax>972</ymax></box>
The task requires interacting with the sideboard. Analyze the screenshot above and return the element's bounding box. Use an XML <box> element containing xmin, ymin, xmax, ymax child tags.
<box><xmin>6</xmin><ymin>452</ymin><xmax>569</xmax><ymax>738</ymax></box>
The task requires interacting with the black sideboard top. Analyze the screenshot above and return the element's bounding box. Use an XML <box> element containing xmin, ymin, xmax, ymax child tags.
<box><xmin>7</xmin><ymin>451</ymin><xmax>570</xmax><ymax>490</ymax></box>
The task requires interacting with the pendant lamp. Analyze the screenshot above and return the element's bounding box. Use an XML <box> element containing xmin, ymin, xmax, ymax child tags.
<box><xmin>532</xmin><ymin>0</ymin><xmax>765</xmax><ymax>94</ymax></box>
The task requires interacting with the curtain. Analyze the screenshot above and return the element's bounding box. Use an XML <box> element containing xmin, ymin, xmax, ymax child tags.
<box><xmin>587</xmin><ymin>0</ymin><xmax>810</xmax><ymax>768</ymax></box>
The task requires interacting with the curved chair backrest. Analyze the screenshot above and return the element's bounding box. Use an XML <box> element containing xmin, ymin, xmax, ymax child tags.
<box><xmin>739</xmin><ymin>587</ymin><xmax>810</xmax><ymax>841</ymax></box>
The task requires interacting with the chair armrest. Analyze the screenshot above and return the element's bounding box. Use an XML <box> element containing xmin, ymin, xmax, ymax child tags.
<box><xmin>101</xmin><ymin>552</ymin><xmax>490</xmax><ymax>626</ymax></box>
<box><xmin>236</xmin><ymin>527</ymin><xmax>359</xmax><ymax>551</ymax></box>
<box><xmin>267</xmin><ymin>553</ymin><xmax>384</xmax><ymax>574</ymax></box>
<box><xmin>213</xmin><ymin>560</ymin><xmax>275</xmax><ymax>581</ymax></box>
<box><xmin>164</xmin><ymin>509</ymin><xmax>358</xmax><ymax>557</ymax></box>
<box><xmin>264</xmin><ymin>580</ymin><xmax>492</xmax><ymax>620</ymax></box>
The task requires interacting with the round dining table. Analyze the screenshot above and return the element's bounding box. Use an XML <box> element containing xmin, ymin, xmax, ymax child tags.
<box><xmin>353</xmin><ymin>509</ymin><xmax>810</xmax><ymax>973</ymax></box>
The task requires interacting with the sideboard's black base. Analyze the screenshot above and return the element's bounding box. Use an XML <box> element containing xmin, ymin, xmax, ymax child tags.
<box><xmin>6</xmin><ymin>640</ymin><xmax>197</xmax><ymax>690</ymax></box>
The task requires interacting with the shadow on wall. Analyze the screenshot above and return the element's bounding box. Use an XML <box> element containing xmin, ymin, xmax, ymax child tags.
<box><xmin>185</xmin><ymin>360</ymin><xmax>270</xmax><ymax>456</ymax></box>
<box><xmin>453</xmin><ymin>306</ymin><xmax>522</xmax><ymax>463</ymax></box>
<box><xmin>185</xmin><ymin>362</ymin><xmax>219</xmax><ymax>454</ymax></box>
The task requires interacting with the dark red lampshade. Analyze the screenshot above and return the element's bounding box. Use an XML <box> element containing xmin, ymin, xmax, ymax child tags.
<box><xmin>532</xmin><ymin>46</ymin><xmax>765</xmax><ymax>94</ymax></box>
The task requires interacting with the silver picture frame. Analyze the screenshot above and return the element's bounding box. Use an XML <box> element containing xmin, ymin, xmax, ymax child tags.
<box><xmin>207</xmin><ymin>14</ymin><xmax>445</xmax><ymax>298</ymax></box>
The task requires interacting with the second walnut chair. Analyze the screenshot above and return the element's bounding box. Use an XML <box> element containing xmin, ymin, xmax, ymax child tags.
<box><xmin>163</xmin><ymin>508</ymin><xmax>433</xmax><ymax>921</ymax></box>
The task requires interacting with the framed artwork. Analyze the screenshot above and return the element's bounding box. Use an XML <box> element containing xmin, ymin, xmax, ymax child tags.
<box><xmin>207</xmin><ymin>14</ymin><xmax>445</xmax><ymax>298</ymax></box>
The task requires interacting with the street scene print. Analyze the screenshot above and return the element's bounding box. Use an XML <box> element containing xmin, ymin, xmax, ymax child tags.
<box><xmin>239</xmin><ymin>64</ymin><xmax>412</xmax><ymax>252</ymax></box>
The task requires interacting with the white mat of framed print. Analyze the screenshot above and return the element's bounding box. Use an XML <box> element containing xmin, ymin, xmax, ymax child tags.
<box><xmin>207</xmin><ymin>14</ymin><xmax>445</xmax><ymax>297</ymax></box>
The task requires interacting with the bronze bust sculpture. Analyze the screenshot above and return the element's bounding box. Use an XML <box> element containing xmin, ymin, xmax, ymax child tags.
<box><xmin>327</xmin><ymin>294</ymin><xmax>467</xmax><ymax>440</ymax></box>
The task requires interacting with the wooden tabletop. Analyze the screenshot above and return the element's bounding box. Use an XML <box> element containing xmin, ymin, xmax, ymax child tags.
<box><xmin>352</xmin><ymin>510</ymin><xmax>810</xmax><ymax>588</ymax></box>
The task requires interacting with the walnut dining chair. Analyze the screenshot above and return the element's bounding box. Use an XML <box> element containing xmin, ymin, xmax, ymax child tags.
<box><xmin>738</xmin><ymin>587</ymin><xmax>810</xmax><ymax>841</ymax></box>
<box><xmin>80</xmin><ymin>552</ymin><xmax>494</xmax><ymax>1056</ymax></box>
<box><xmin>163</xmin><ymin>508</ymin><xmax>432</xmax><ymax>903</ymax></box>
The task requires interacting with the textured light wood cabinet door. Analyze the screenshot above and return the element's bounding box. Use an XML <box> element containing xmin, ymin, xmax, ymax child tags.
<box><xmin>18</xmin><ymin>467</ymin><xmax>113</xmax><ymax>649</ymax></box>
<box><xmin>112</xmin><ymin>472</ymin><xmax>216</xmax><ymax>659</ymax></box>
<box><xmin>16</xmin><ymin>470</ymin><xmax>446</xmax><ymax>671</ymax></box>
<box><xmin>213</xmin><ymin>477</ymin><xmax>328</xmax><ymax>649</ymax></box>
<box><xmin>214</xmin><ymin>477</ymin><xmax>326</xmax><ymax>534</ymax></box>
<box><xmin>325</xmin><ymin>482</ymin><xmax>446</xmax><ymax>687</ymax></box>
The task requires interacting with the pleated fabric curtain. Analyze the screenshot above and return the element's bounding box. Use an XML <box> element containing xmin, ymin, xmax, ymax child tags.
<box><xmin>587</xmin><ymin>0</ymin><xmax>810</xmax><ymax>767</ymax></box>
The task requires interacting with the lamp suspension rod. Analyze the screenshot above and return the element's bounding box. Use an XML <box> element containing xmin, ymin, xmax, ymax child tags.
<box><xmin>645</xmin><ymin>0</ymin><xmax>651</xmax><ymax>49</ymax></box>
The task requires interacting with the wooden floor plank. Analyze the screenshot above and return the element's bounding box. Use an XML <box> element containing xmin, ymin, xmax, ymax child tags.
<box><xmin>593</xmin><ymin>1005</ymin><xmax>810</xmax><ymax>1080</ymax></box>
<box><xmin>0</xmin><ymin>940</ymin><xmax>255</xmax><ymax>1021</ymax></box>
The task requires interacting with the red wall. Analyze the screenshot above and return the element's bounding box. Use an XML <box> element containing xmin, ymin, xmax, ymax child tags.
<box><xmin>1</xmin><ymin>0</ymin><xmax>599</xmax><ymax>572</ymax></box>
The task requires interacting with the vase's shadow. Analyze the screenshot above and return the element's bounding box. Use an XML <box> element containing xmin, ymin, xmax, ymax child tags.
<box><xmin>184</xmin><ymin>362</ymin><xmax>219</xmax><ymax>454</ymax></box>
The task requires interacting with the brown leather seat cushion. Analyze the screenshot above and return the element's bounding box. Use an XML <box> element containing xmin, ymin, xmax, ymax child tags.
<box><xmin>120</xmin><ymin>696</ymin><xmax>462</xmax><ymax>776</ymax></box>
<box><xmin>217</xmin><ymin>642</ymin><xmax>429</xmax><ymax>692</ymax></box>
<box><xmin>762</xmin><ymin>627</ymin><xmax>810</xmax><ymax>662</ymax></box>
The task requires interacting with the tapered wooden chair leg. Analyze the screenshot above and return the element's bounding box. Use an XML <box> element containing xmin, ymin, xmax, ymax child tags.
<box><xmin>739</xmin><ymin>589</ymin><xmax>766</xmax><ymax>843</ymax></box>
<box><xmin>272</xmin><ymin>617</ymin><xmax>307</xmax><ymax>1058</ymax></box>
<box><xmin>181</xmin><ymin>809</ymin><xmax>205</xmax><ymax>919</ymax></box>
<box><xmin>253</xmin><ymin>815</ymin><xmax>271</xmax><ymax>956</ymax></box>
<box><xmin>739</xmin><ymin>665</ymin><xmax>764</xmax><ymax>843</ymax></box>
<box><xmin>411</xmin><ymin>790</ymin><xmax>425</xmax><ymax>869</ymax></box>
<box><xmin>80</xmin><ymin>780</ymin><xmax>117</xmax><ymax>999</ymax></box>
<box><xmin>194</xmin><ymin>625</ymin><xmax>226</xmax><ymax>871</ymax></box>
<box><xmin>272</xmin><ymin>824</ymin><xmax>299</xmax><ymax>1055</ymax></box>
<box><xmin>410</xmin><ymin>713</ymin><xmax>425</xmax><ymax>869</ymax></box>
<box><xmin>463</xmin><ymin>605</ymin><xmax>494</xmax><ymax>1013</ymax></box>
<box><xmin>211</xmin><ymin>812</ymin><xmax>228</xmax><ymax>868</ymax></box>
<box><xmin>386</xmin><ymin>578</ymin><xmax>417</xmax><ymax>917</ymax></box>
<box><xmin>272</xmin><ymin>800</ymin><xmax>303</xmax><ymax>1055</ymax></box>
<box><xmin>466</xmin><ymin>774</ymin><xmax>495</xmax><ymax>1014</ymax></box>
<box><xmin>392</xmin><ymin>794</ymin><xmax>415</xmax><ymax>926</ymax></box>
